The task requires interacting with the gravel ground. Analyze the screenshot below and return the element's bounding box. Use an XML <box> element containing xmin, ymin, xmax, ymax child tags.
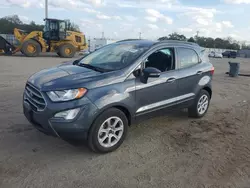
<box><xmin>1</xmin><ymin>55</ymin><xmax>250</xmax><ymax>188</ymax></box>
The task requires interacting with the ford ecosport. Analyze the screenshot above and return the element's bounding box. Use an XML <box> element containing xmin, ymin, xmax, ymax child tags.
<box><xmin>23</xmin><ymin>39</ymin><xmax>214</xmax><ymax>153</ymax></box>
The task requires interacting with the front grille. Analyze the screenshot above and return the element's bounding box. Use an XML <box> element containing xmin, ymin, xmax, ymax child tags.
<box><xmin>24</xmin><ymin>83</ymin><xmax>46</xmax><ymax>111</ymax></box>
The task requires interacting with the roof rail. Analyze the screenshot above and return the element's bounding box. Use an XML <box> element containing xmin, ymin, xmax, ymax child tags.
<box><xmin>116</xmin><ymin>39</ymin><xmax>144</xmax><ymax>43</ymax></box>
<box><xmin>157</xmin><ymin>40</ymin><xmax>199</xmax><ymax>46</ymax></box>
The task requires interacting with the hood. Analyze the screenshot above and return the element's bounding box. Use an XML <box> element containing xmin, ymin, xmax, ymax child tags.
<box><xmin>28</xmin><ymin>63</ymin><xmax>101</xmax><ymax>90</ymax></box>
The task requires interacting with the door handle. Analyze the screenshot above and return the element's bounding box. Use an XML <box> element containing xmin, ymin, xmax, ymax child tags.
<box><xmin>166</xmin><ymin>77</ymin><xmax>176</xmax><ymax>83</ymax></box>
<box><xmin>196</xmin><ymin>71</ymin><xmax>203</xmax><ymax>75</ymax></box>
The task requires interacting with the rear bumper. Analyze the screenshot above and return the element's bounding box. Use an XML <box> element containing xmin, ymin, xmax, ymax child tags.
<box><xmin>23</xmin><ymin>98</ymin><xmax>98</xmax><ymax>141</ymax></box>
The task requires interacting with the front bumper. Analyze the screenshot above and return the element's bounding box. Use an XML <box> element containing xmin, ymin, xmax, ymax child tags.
<box><xmin>23</xmin><ymin>94</ymin><xmax>98</xmax><ymax>141</ymax></box>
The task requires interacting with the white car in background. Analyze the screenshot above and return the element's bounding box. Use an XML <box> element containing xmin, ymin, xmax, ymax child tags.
<box><xmin>208</xmin><ymin>51</ymin><xmax>223</xmax><ymax>58</ymax></box>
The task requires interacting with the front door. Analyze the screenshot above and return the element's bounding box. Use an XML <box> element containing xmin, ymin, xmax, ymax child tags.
<box><xmin>135</xmin><ymin>47</ymin><xmax>178</xmax><ymax>115</ymax></box>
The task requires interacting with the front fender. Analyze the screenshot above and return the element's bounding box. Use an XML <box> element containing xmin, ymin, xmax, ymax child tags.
<box><xmin>86</xmin><ymin>80</ymin><xmax>136</xmax><ymax>117</ymax></box>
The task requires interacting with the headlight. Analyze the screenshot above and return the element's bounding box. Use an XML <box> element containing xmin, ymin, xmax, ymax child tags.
<box><xmin>47</xmin><ymin>88</ymin><xmax>87</xmax><ymax>102</ymax></box>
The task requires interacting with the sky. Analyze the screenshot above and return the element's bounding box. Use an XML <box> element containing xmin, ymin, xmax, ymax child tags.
<box><xmin>0</xmin><ymin>0</ymin><xmax>250</xmax><ymax>42</ymax></box>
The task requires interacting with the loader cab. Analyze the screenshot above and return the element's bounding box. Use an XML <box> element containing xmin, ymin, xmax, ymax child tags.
<box><xmin>43</xmin><ymin>18</ymin><xmax>67</xmax><ymax>41</ymax></box>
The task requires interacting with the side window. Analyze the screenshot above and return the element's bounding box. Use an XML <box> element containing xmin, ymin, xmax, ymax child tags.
<box><xmin>145</xmin><ymin>47</ymin><xmax>175</xmax><ymax>72</ymax></box>
<box><xmin>59</xmin><ymin>22</ymin><xmax>66</xmax><ymax>32</ymax></box>
<box><xmin>177</xmin><ymin>48</ymin><xmax>199</xmax><ymax>69</ymax></box>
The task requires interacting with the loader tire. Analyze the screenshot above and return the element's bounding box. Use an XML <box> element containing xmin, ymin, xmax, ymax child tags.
<box><xmin>59</xmin><ymin>44</ymin><xmax>76</xmax><ymax>58</ymax></box>
<box><xmin>21</xmin><ymin>40</ymin><xmax>41</xmax><ymax>57</ymax></box>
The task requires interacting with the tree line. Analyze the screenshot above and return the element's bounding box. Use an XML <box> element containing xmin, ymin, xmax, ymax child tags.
<box><xmin>1</xmin><ymin>15</ymin><xmax>249</xmax><ymax>50</ymax></box>
<box><xmin>159</xmin><ymin>32</ymin><xmax>250</xmax><ymax>50</ymax></box>
<box><xmin>0</xmin><ymin>15</ymin><xmax>80</xmax><ymax>34</ymax></box>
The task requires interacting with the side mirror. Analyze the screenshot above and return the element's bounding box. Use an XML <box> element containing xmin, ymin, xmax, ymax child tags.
<box><xmin>140</xmin><ymin>67</ymin><xmax>161</xmax><ymax>84</ymax></box>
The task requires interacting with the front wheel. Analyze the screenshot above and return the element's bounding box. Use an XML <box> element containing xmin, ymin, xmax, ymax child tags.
<box><xmin>88</xmin><ymin>108</ymin><xmax>128</xmax><ymax>153</ymax></box>
<box><xmin>188</xmin><ymin>90</ymin><xmax>210</xmax><ymax>118</ymax></box>
<box><xmin>21</xmin><ymin>40</ymin><xmax>41</xmax><ymax>57</ymax></box>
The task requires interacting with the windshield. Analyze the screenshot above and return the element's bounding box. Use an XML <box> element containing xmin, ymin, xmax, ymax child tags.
<box><xmin>79</xmin><ymin>43</ymin><xmax>151</xmax><ymax>71</ymax></box>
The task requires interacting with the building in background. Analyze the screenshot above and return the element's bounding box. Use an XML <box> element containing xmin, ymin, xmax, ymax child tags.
<box><xmin>88</xmin><ymin>38</ymin><xmax>117</xmax><ymax>52</ymax></box>
<box><xmin>237</xmin><ymin>49</ymin><xmax>250</xmax><ymax>58</ymax></box>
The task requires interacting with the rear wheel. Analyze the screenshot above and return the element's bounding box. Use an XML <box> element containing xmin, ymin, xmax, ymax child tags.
<box><xmin>188</xmin><ymin>90</ymin><xmax>210</xmax><ymax>118</ymax></box>
<box><xmin>88</xmin><ymin>108</ymin><xmax>128</xmax><ymax>153</ymax></box>
<box><xmin>21</xmin><ymin>40</ymin><xmax>41</xmax><ymax>57</ymax></box>
<box><xmin>59</xmin><ymin>43</ymin><xmax>76</xmax><ymax>58</ymax></box>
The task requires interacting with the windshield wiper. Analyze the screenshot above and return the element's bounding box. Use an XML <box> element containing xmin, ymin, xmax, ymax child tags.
<box><xmin>77</xmin><ymin>63</ymin><xmax>108</xmax><ymax>73</ymax></box>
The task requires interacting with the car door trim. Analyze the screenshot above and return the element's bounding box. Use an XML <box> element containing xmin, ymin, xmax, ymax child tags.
<box><xmin>136</xmin><ymin>93</ymin><xmax>195</xmax><ymax>113</ymax></box>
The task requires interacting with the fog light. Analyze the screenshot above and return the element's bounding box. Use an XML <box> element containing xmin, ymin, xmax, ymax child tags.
<box><xmin>54</xmin><ymin>108</ymin><xmax>80</xmax><ymax>120</ymax></box>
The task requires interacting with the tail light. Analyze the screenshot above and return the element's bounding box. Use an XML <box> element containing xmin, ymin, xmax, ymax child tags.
<box><xmin>211</xmin><ymin>66</ymin><xmax>215</xmax><ymax>75</ymax></box>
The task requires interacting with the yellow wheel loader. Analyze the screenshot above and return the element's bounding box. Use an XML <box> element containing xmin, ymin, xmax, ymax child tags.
<box><xmin>1</xmin><ymin>18</ymin><xmax>87</xmax><ymax>58</ymax></box>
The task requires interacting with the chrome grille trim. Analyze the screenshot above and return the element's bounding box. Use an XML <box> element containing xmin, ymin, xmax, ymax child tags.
<box><xmin>24</xmin><ymin>83</ymin><xmax>46</xmax><ymax>111</ymax></box>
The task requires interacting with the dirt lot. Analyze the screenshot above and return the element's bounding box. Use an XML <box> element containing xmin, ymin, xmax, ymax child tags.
<box><xmin>1</xmin><ymin>55</ymin><xmax>250</xmax><ymax>188</ymax></box>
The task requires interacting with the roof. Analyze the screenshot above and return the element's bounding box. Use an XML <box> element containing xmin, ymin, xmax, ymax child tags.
<box><xmin>116</xmin><ymin>39</ymin><xmax>156</xmax><ymax>47</ymax></box>
<box><xmin>156</xmin><ymin>40</ymin><xmax>200</xmax><ymax>47</ymax></box>
<box><xmin>116</xmin><ymin>39</ymin><xmax>200</xmax><ymax>48</ymax></box>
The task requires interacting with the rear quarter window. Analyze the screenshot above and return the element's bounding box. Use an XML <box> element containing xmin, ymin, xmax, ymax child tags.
<box><xmin>177</xmin><ymin>47</ymin><xmax>200</xmax><ymax>69</ymax></box>
<box><xmin>200</xmin><ymin>49</ymin><xmax>210</xmax><ymax>63</ymax></box>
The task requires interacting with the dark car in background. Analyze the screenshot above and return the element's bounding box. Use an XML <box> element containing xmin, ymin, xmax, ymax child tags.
<box><xmin>23</xmin><ymin>39</ymin><xmax>214</xmax><ymax>153</ymax></box>
<box><xmin>222</xmin><ymin>50</ymin><xmax>237</xmax><ymax>58</ymax></box>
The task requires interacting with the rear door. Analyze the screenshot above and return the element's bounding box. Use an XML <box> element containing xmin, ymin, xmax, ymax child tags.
<box><xmin>175</xmin><ymin>47</ymin><xmax>203</xmax><ymax>103</ymax></box>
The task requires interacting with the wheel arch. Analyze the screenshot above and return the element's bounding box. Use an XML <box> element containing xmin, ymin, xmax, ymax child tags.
<box><xmin>93</xmin><ymin>103</ymin><xmax>133</xmax><ymax>126</ymax></box>
<box><xmin>202</xmin><ymin>86</ymin><xmax>212</xmax><ymax>98</ymax></box>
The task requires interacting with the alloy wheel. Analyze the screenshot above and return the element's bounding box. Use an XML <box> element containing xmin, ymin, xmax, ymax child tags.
<box><xmin>97</xmin><ymin>116</ymin><xmax>124</xmax><ymax>148</ymax></box>
<box><xmin>197</xmin><ymin>94</ymin><xmax>209</xmax><ymax>115</ymax></box>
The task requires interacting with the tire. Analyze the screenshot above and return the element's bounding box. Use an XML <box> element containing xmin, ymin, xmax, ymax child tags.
<box><xmin>21</xmin><ymin>40</ymin><xmax>41</xmax><ymax>57</ymax></box>
<box><xmin>88</xmin><ymin>108</ymin><xmax>128</xmax><ymax>153</ymax></box>
<box><xmin>188</xmin><ymin>90</ymin><xmax>210</xmax><ymax>118</ymax></box>
<box><xmin>59</xmin><ymin>43</ymin><xmax>76</xmax><ymax>58</ymax></box>
<box><xmin>56</xmin><ymin>52</ymin><xmax>61</xmax><ymax>56</ymax></box>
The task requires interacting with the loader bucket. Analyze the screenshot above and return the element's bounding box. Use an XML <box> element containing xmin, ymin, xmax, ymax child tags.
<box><xmin>0</xmin><ymin>36</ymin><xmax>16</xmax><ymax>55</ymax></box>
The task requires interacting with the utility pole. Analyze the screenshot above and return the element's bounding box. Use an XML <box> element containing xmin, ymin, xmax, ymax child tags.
<box><xmin>45</xmin><ymin>0</ymin><xmax>48</xmax><ymax>19</ymax></box>
<box><xmin>88</xmin><ymin>36</ymin><xmax>91</xmax><ymax>52</ymax></box>
<box><xmin>196</xmin><ymin>31</ymin><xmax>199</xmax><ymax>38</ymax></box>
<box><xmin>139</xmin><ymin>32</ymin><xmax>142</xmax><ymax>39</ymax></box>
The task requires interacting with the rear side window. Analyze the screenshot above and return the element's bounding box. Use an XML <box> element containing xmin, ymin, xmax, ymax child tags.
<box><xmin>200</xmin><ymin>49</ymin><xmax>210</xmax><ymax>63</ymax></box>
<box><xmin>177</xmin><ymin>48</ymin><xmax>199</xmax><ymax>69</ymax></box>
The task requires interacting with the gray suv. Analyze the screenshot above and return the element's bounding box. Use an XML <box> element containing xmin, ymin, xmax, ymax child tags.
<box><xmin>23</xmin><ymin>39</ymin><xmax>214</xmax><ymax>153</ymax></box>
